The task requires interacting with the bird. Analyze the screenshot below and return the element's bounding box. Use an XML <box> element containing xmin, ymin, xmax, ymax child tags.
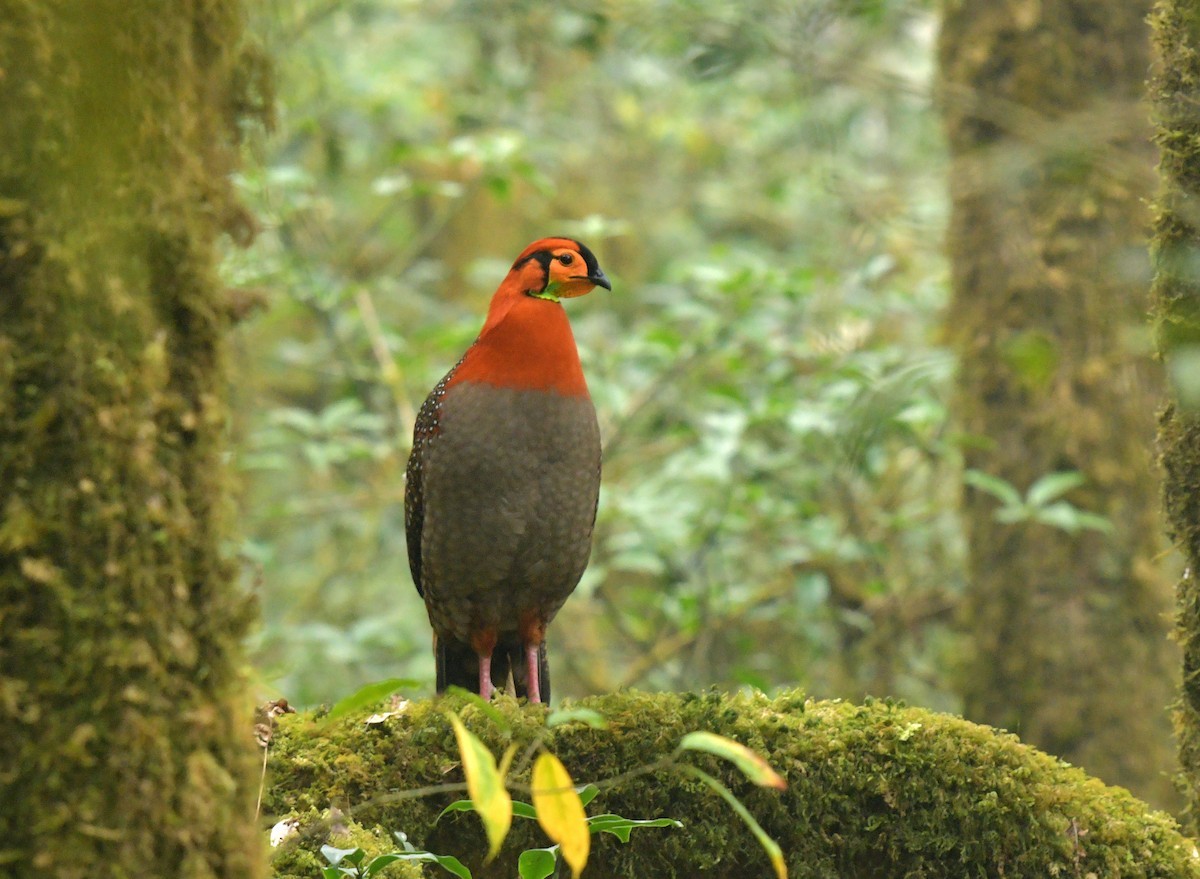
<box><xmin>404</xmin><ymin>237</ymin><xmax>609</xmax><ymax>703</ymax></box>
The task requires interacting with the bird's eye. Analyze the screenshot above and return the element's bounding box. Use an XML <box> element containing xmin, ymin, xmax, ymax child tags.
<box><xmin>558</xmin><ymin>253</ymin><xmax>574</xmax><ymax>266</ymax></box>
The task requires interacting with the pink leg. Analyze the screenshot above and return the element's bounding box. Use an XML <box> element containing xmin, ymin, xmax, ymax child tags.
<box><xmin>470</xmin><ymin>628</ymin><xmax>498</xmax><ymax>700</ymax></box>
<box><xmin>525</xmin><ymin>643</ymin><xmax>542</xmax><ymax>704</ymax></box>
<box><xmin>478</xmin><ymin>653</ymin><xmax>494</xmax><ymax>700</ymax></box>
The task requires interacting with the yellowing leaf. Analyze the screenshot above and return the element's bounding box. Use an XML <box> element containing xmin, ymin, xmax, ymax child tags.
<box><xmin>684</xmin><ymin>766</ymin><xmax>787</xmax><ymax>879</ymax></box>
<box><xmin>531</xmin><ymin>753</ymin><xmax>589</xmax><ymax>878</ymax></box>
<box><xmin>448</xmin><ymin>712</ymin><xmax>511</xmax><ymax>861</ymax></box>
<box><xmin>498</xmin><ymin>742</ymin><xmax>519</xmax><ymax>778</ymax></box>
<box><xmin>678</xmin><ymin>732</ymin><xmax>787</xmax><ymax>790</ymax></box>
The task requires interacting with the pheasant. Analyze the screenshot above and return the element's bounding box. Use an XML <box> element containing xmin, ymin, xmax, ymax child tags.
<box><xmin>404</xmin><ymin>237</ymin><xmax>608</xmax><ymax>703</ymax></box>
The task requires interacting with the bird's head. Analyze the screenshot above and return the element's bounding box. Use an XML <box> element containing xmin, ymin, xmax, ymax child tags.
<box><xmin>510</xmin><ymin>237</ymin><xmax>611</xmax><ymax>302</ymax></box>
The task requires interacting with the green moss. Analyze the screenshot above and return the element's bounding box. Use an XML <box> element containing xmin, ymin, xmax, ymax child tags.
<box><xmin>270</xmin><ymin>816</ymin><xmax>424</xmax><ymax>879</ymax></box>
<box><xmin>265</xmin><ymin>691</ymin><xmax>1200</xmax><ymax>879</ymax></box>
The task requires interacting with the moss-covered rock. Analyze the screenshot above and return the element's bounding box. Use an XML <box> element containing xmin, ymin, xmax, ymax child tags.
<box><xmin>265</xmin><ymin>691</ymin><xmax>1199</xmax><ymax>878</ymax></box>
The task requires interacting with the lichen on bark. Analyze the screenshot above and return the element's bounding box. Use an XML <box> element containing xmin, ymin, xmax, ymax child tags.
<box><xmin>0</xmin><ymin>1</ymin><xmax>270</xmax><ymax>875</ymax></box>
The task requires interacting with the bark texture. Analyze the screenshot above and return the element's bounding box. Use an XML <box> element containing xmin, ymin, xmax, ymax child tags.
<box><xmin>938</xmin><ymin>1</ymin><xmax>1177</xmax><ymax>807</ymax></box>
<box><xmin>1150</xmin><ymin>0</ymin><xmax>1200</xmax><ymax>829</ymax></box>
<box><xmin>0</xmin><ymin>2</ymin><xmax>268</xmax><ymax>875</ymax></box>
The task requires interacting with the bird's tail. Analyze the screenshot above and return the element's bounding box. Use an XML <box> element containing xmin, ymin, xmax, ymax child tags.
<box><xmin>435</xmin><ymin>634</ymin><xmax>550</xmax><ymax>702</ymax></box>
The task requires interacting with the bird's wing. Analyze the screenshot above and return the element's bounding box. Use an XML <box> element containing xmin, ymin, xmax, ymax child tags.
<box><xmin>404</xmin><ymin>388</ymin><xmax>442</xmax><ymax>597</ymax></box>
<box><xmin>405</xmin><ymin>359</ymin><xmax>468</xmax><ymax>597</ymax></box>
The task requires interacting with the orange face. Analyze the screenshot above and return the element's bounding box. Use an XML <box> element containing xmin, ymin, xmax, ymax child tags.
<box><xmin>544</xmin><ymin>245</ymin><xmax>610</xmax><ymax>298</ymax></box>
<box><xmin>511</xmin><ymin>237</ymin><xmax>611</xmax><ymax>301</ymax></box>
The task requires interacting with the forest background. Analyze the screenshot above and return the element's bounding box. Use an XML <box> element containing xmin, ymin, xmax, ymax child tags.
<box><xmin>240</xmin><ymin>0</ymin><xmax>958</xmax><ymax>713</ymax></box>
<box><xmin>10</xmin><ymin>1</ymin><xmax>1200</xmax><ymax>875</ymax></box>
<box><xmin>227</xmin><ymin>0</ymin><xmax>1180</xmax><ymax>810</ymax></box>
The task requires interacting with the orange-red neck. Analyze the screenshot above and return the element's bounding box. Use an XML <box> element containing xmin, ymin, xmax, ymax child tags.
<box><xmin>448</xmin><ymin>272</ymin><xmax>589</xmax><ymax>397</ymax></box>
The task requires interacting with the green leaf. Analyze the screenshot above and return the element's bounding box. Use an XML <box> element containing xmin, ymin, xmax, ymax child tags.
<box><xmin>1072</xmin><ymin>511</ymin><xmax>1115</xmax><ymax>533</ymax></box>
<box><xmin>546</xmin><ymin>707</ymin><xmax>608</xmax><ymax>730</ymax></box>
<box><xmin>578</xmin><ymin>783</ymin><xmax>600</xmax><ymax>807</ymax></box>
<box><xmin>442</xmin><ymin>797</ymin><xmax>538</xmax><ymax>822</ymax></box>
<box><xmin>437</xmin><ymin>799</ymin><xmax>476</xmax><ymax>820</ymax></box>
<box><xmin>372</xmin><ymin>850</ymin><xmax>473</xmax><ymax>879</ymax></box>
<box><xmin>445</xmin><ymin>686</ymin><xmax>512</xmax><ymax>733</ymax></box>
<box><xmin>586</xmin><ymin>814</ymin><xmax>682</xmax><ymax>842</ymax></box>
<box><xmin>1025</xmin><ymin>471</ymin><xmax>1086</xmax><ymax>507</ymax></box>
<box><xmin>994</xmin><ymin>505</ymin><xmax>1030</xmax><ymax>525</ymax></box>
<box><xmin>416</xmin><ymin>852</ymin><xmax>473</xmax><ymax>879</ymax></box>
<box><xmin>363</xmin><ymin>853</ymin><xmax>407</xmax><ymax>876</ymax></box>
<box><xmin>324</xmin><ymin>678</ymin><xmax>418</xmax><ymax>722</ymax></box>
<box><xmin>963</xmin><ymin>469</ymin><xmax>1022</xmax><ymax>507</ymax></box>
<box><xmin>447</xmin><ymin>712</ymin><xmax>512</xmax><ymax>861</ymax></box>
<box><xmin>517</xmin><ymin>847</ymin><xmax>559</xmax><ymax>879</ymax></box>
<box><xmin>683</xmin><ymin>766</ymin><xmax>787</xmax><ymax>879</ymax></box>
<box><xmin>273</xmin><ymin>407</ymin><xmax>320</xmax><ymax>434</ymax></box>
<box><xmin>1033</xmin><ymin>502</ymin><xmax>1113</xmax><ymax>534</ymax></box>
<box><xmin>321</xmin><ymin>845</ymin><xmax>364</xmax><ymax>867</ymax></box>
<box><xmin>677</xmin><ymin>731</ymin><xmax>787</xmax><ymax>789</ymax></box>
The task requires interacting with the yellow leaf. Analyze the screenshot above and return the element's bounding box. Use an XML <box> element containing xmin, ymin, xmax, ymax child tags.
<box><xmin>531</xmin><ymin>752</ymin><xmax>590</xmax><ymax>878</ymax></box>
<box><xmin>448</xmin><ymin>712</ymin><xmax>511</xmax><ymax>861</ymax></box>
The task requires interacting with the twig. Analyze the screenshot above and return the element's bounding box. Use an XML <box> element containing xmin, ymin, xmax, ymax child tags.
<box><xmin>255</xmin><ymin>699</ymin><xmax>296</xmax><ymax>821</ymax></box>
<box><xmin>256</xmin><ymin>743</ymin><xmax>270</xmax><ymax>822</ymax></box>
<box><xmin>355</xmin><ymin>288</ymin><xmax>415</xmax><ymax>432</ymax></box>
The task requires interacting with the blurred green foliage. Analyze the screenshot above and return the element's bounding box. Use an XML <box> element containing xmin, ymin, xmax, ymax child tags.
<box><xmin>224</xmin><ymin>0</ymin><xmax>958</xmax><ymax>707</ymax></box>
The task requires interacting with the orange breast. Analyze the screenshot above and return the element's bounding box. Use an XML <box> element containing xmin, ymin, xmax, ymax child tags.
<box><xmin>448</xmin><ymin>290</ymin><xmax>590</xmax><ymax>397</ymax></box>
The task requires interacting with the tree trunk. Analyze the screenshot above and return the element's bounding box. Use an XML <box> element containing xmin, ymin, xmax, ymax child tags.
<box><xmin>0</xmin><ymin>2</ymin><xmax>266</xmax><ymax>875</ymax></box>
<box><xmin>1150</xmin><ymin>0</ymin><xmax>1200</xmax><ymax>828</ymax></box>
<box><xmin>938</xmin><ymin>1</ymin><xmax>1177</xmax><ymax>807</ymax></box>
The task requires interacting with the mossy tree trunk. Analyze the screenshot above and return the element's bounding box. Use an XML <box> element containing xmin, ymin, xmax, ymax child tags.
<box><xmin>0</xmin><ymin>3</ymin><xmax>266</xmax><ymax>876</ymax></box>
<box><xmin>1151</xmin><ymin>1</ymin><xmax>1200</xmax><ymax>828</ymax></box>
<box><xmin>938</xmin><ymin>1</ymin><xmax>1177</xmax><ymax>807</ymax></box>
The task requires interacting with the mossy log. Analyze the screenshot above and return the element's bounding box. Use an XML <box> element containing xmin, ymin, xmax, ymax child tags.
<box><xmin>265</xmin><ymin>691</ymin><xmax>1198</xmax><ymax>879</ymax></box>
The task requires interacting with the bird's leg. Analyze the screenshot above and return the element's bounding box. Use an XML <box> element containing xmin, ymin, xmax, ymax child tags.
<box><xmin>524</xmin><ymin>643</ymin><xmax>542</xmax><ymax>704</ymax></box>
<box><xmin>519</xmin><ymin>613</ymin><xmax>547</xmax><ymax>704</ymax></box>
<box><xmin>478</xmin><ymin>654</ymin><xmax>494</xmax><ymax>700</ymax></box>
<box><xmin>471</xmin><ymin>628</ymin><xmax>498</xmax><ymax>700</ymax></box>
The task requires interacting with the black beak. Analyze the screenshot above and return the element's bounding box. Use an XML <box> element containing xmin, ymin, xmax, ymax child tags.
<box><xmin>587</xmin><ymin>266</ymin><xmax>611</xmax><ymax>290</ymax></box>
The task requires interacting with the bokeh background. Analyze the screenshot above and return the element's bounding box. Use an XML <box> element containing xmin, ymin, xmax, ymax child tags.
<box><xmin>224</xmin><ymin>0</ymin><xmax>960</xmax><ymax>710</ymax></box>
